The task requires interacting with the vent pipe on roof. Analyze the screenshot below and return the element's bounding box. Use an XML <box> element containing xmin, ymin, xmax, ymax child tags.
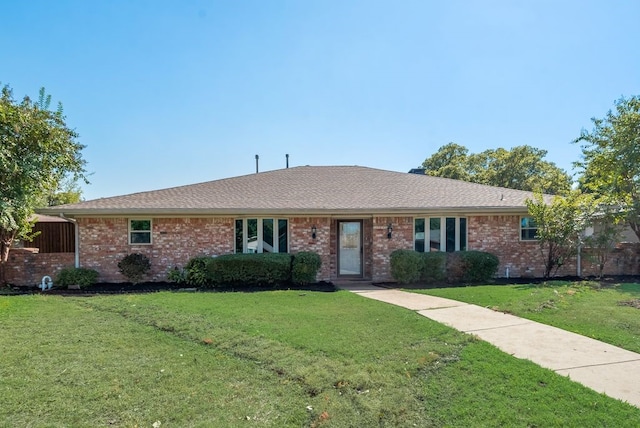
<box><xmin>286</xmin><ymin>154</ymin><xmax>289</xmax><ymax>168</ymax></box>
<box><xmin>255</xmin><ymin>154</ymin><xmax>259</xmax><ymax>174</ymax></box>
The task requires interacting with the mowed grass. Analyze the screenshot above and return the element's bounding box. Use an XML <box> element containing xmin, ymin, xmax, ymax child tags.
<box><xmin>415</xmin><ymin>281</ymin><xmax>640</xmax><ymax>353</ymax></box>
<box><xmin>0</xmin><ymin>291</ymin><xmax>638</xmax><ymax>427</ymax></box>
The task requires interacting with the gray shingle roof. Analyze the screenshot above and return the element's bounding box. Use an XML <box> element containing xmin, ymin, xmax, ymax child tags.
<box><xmin>40</xmin><ymin>166</ymin><xmax>548</xmax><ymax>216</ymax></box>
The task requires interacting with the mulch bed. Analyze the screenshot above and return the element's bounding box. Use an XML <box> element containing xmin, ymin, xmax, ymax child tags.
<box><xmin>2</xmin><ymin>281</ymin><xmax>337</xmax><ymax>296</ymax></box>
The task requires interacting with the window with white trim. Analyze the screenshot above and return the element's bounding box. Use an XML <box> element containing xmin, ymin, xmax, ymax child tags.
<box><xmin>520</xmin><ymin>216</ymin><xmax>538</xmax><ymax>240</ymax></box>
<box><xmin>129</xmin><ymin>219</ymin><xmax>152</xmax><ymax>244</ymax></box>
<box><xmin>414</xmin><ymin>217</ymin><xmax>467</xmax><ymax>252</ymax></box>
<box><xmin>235</xmin><ymin>218</ymin><xmax>288</xmax><ymax>253</ymax></box>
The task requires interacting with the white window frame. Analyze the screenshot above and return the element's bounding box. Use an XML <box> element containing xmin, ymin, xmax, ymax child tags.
<box><xmin>129</xmin><ymin>219</ymin><xmax>152</xmax><ymax>245</ymax></box>
<box><xmin>414</xmin><ymin>216</ymin><xmax>467</xmax><ymax>252</ymax></box>
<box><xmin>235</xmin><ymin>218</ymin><xmax>288</xmax><ymax>253</ymax></box>
<box><xmin>520</xmin><ymin>216</ymin><xmax>538</xmax><ymax>241</ymax></box>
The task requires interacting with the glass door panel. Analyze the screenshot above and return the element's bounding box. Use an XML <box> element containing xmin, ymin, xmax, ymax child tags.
<box><xmin>339</xmin><ymin>221</ymin><xmax>362</xmax><ymax>276</ymax></box>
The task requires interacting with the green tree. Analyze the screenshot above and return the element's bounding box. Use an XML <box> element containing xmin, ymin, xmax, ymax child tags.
<box><xmin>575</xmin><ymin>95</ymin><xmax>640</xmax><ymax>240</ymax></box>
<box><xmin>421</xmin><ymin>144</ymin><xmax>572</xmax><ymax>195</ymax></box>
<box><xmin>0</xmin><ymin>85</ymin><xmax>86</xmax><ymax>283</ymax></box>
<box><xmin>525</xmin><ymin>192</ymin><xmax>593</xmax><ymax>278</ymax></box>
<box><xmin>420</xmin><ymin>142</ymin><xmax>470</xmax><ymax>181</ymax></box>
<box><xmin>583</xmin><ymin>204</ymin><xmax>624</xmax><ymax>279</ymax></box>
<box><xmin>42</xmin><ymin>176</ymin><xmax>83</xmax><ymax>207</ymax></box>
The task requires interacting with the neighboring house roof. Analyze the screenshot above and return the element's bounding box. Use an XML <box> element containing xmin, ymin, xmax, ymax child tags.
<box><xmin>32</xmin><ymin>214</ymin><xmax>72</xmax><ymax>223</ymax></box>
<box><xmin>39</xmin><ymin>166</ymin><xmax>551</xmax><ymax>216</ymax></box>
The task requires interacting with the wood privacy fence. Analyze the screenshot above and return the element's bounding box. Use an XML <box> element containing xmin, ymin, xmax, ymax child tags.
<box><xmin>31</xmin><ymin>221</ymin><xmax>75</xmax><ymax>253</ymax></box>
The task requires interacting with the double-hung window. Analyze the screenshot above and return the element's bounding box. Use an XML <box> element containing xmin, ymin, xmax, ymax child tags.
<box><xmin>235</xmin><ymin>218</ymin><xmax>288</xmax><ymax>253</ymax></box>
<box><xmin>520</xmin><ymin>217</ymin><xmax>538</xmax><ymax>240</ymax></box>
<box><xmin>414</xmin><ymin>217</ymin><xmax>467</xmax><ymax>252</ymax></box>
<box><xmin>129</xmin><ymin>219</ymin><xmax>152</xmax><ymax>244</ymax></box>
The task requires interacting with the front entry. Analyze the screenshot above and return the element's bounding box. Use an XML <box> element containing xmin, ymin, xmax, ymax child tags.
<box><xmin>338</xmin><ymin>220</ymin><xmax>363</xmax><ymax>277</ymax></box>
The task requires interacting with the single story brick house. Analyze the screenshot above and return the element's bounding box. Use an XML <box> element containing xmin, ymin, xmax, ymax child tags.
<box><xmin>34</xmin><ymin>165</ymin><xmax>573</xmax><ymax>283</ymax></box>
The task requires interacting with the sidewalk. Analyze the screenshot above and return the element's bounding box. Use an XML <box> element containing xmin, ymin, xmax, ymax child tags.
<box><xmin>337</xmin><ymin>282</ymin><xmax>640</xmax><ymax>408</ymax></box>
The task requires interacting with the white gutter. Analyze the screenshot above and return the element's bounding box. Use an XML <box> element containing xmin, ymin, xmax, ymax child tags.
<box><xmin>58</xmin><ymin>213</ymin><xmax>79</xmax><ymax>268</ymax></box>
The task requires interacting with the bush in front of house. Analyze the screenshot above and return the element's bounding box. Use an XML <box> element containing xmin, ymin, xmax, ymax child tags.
<box><xmin>391</xmin><ymin>249</ymin><xmax>499</xmax><ymax>284</ymax></box>
<box><xmin>167</xmin><ymin>266</ymin><xmax>187</xmax><ymax>284</ymax></box>
<box><xmin>458</xmin><ymin>250</ymin><xmax>500</xmax><ymax>282</ymax></box>
<box><xmin>446</xmin><ymin>250</ymin><xmax>499</xmax><ymax>283</ymax></box>
<box><xmin>291</xmin><ymin>251</ymin><xmax>322</xmax><ymax>285</ymax></box>
<box><xmin>208</xmin><ymin>253</ymin><xmax>293</xmax><ymax>287</ymax></box>
<box><xmin>445</xmin><ymin>252</ymin><xmax>467</xmax><ymax>283</ymax></box>
<box><xmin>56</xmin><ymin>267</ymin><xmax>99</xmax><ymax>288</ymax></box>
<box><xmin>421</xmin><ymin>252</ymin><xmax>446</xmax><ymax>282</ymax></box>
<box><xmin>184</xmin><ymin>256</ymin><xmax>213</xmax><ymax>286</ymax></box>
<box><xmin>390</xmin><ymin>249</ymin><xmax>423</xmax><ymax>284</ymax></box>
<box><xmin>118</xmin><ymin>253</ymin><xmax>151</xmax><ymax>284</ymax></box>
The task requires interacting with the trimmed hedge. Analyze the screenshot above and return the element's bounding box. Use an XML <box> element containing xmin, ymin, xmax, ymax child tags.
<box><xmin>456</xmin><ymin>250</ymin><xmax>499</xmax><ymax>282</ymax></box>
<box><xmin>390</xmin><ymin>250</ymin><xmax>499</xmax><ymax>284</ymax></box>
<box><xmin>177</xmin><ymin>252</ymin><xmax>323</xmax><ymax>288</ymax></box>
<box><xmin>208</xmin><ymin>253</ymin><xmax>292</xmax><ymax>287</ymax></box>
<box><xmin>291</xmin><ymin>251</ymin><xmax>322</xmax><ymax>285</ymax></box>
<box><xmin>390</xmin><ymin>249</ymin><xmax>423</xmax><ymax>284</ymax></box>
<box><xmin>56</xmin><ymin>267</ymin><xmax>99</xmax><ymax>288</ymax></box>
<box><xmin>421</xmin><ymin>252</ymin><xmax>446</xmax><ymax>283</ymax></box>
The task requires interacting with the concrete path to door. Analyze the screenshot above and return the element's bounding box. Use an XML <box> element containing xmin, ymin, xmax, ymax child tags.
<box><xmin>336</xmin><ymin>282</ymin><xmax>640</xmax><ymax>408</ymax></box>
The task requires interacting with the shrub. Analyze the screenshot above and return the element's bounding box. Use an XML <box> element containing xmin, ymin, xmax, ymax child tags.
<box><xmin>445</xmin><ymin>252</ymin><xmax>467</xmax><ymax>283</ymax></box>
<box><xmin>291</xmin><ymin>252</ymin><xmax>322</xmax><ymax>285</ymax></box>
<box><xmin>167</xmin><ymin>267</ymin><xmax>187</xmax><ymax>284</ymax></box>
<box><xmin>117</xmin><ymin>253</ymin><xmax>151</xmax><ymax>284</ymax></box>
<box><xmin>421</xmin><ymin>252</ymin><xmax>446</xmax><ymax>282</ymax></box>
<box><xmin>184</xmin><ymin>256</ymin><xmax>213</xmax><ymax>286</ymax></box>
<box><xmin>56</xmin><ymin>267</ymin><xmax>99</xmax><ymax>288</ymax></box>
<box><xmin>390</xmin><ymin>249</ymin><xmax>423</xmax><ymax>284</ymax></box>
<box><xmin>208</xmin><ymin>253</ymin><xmax>293</xmax><ymax>287</ymax></box>
<box><xmin>460</xmin><ymin>251</ymin><xmax>499</xmax><ymax>282</ymax></box>
<box><xmin>446</xmin><ymin>251</ymin><xmax>499</xmax><ymax>283</ymax></box>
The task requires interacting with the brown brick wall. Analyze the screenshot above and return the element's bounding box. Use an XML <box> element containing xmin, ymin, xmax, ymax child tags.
<box><xmin>581</xmin><ymin>243</ymin><xmax>640</xmax><ymax>277</ymax></box>
<box><xmin>77</xmin><ymin>217</ymin><xmax>235</xmax><ymax>282</ymax></box>
<box><xmin>5</xmin><ymin>248</ymin><xmax>75</xmax><ymax>286</ymax></box>
<box><xmin>14</xmin><ymin>214</ymin><xmax>637</xmax><ymax>286</ymax></box>
<box><xmin>371</xmin><ymin>216</ymin><xmax>414</xmax><ymax>281</ymax></box>
<box><xmin>467</xmin><ymin>215</ymin><xmax>577</xmax><ymax>277</ymax></box>
<box><xmin>289</xmin><ymin>217</ymin><xmax>331</xmax><ymax>281</ymax></box>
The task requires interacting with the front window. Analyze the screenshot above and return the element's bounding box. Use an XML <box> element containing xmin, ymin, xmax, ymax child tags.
<box><xmin>235</xmin><ymin>218</ymin><xmax>288</xmax><ymax>253</ymax></box>
<box><xmin>129</xmin><ymin>219</ymin><xmax>152</xmax><ymax>244</ymax></box>
<box><xmin>521</xmin><ymin>217</ymin><xmax>538</xmax><ymax>240</ymax></box>
<box><xmin>415</xmin><ymin>217</ymin><xmax>467</xmax><ymax>252</ymax></box>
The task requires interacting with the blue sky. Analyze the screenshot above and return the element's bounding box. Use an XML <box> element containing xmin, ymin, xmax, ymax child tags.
<box><xmin>2</xmin><ymin>1</ymin><xmax>639</xmax><ymax>200</ymax></box>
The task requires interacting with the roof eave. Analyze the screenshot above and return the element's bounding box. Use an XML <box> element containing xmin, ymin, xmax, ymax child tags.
<box><xmin>38</xmin><ymin>205</ymin><xmax>530</xmax><ymax>218</ymax></box>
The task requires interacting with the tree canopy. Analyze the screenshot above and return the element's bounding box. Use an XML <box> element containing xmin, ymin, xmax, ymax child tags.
<box><xmin>575</xmin><ymin>95</ymin><xmax>640</xmax><ymax>240</ymax></box>
<box><xmin>0</xmin><ymin>85</ymin><xmax>87</xmax><ymax>279</ymax></box>
<box><xmin>420</xmin><ymin>143</ymin><xmax>572</xmax><ymax>195</ymax></box>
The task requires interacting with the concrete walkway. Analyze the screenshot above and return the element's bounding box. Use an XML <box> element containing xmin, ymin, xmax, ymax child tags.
<box><xmin>337</xmin><ymin>282</ymin><xmax>640</xmax><ymax>408</ymax></box>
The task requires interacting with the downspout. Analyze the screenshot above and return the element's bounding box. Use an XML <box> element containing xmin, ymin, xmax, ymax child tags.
<box><xmin>576</xmin><ymin>243</ymin><xmax>581</xmax><ymax>278</ymax></box>
<box><xmin>59</xmin><ymin>213</ymin><xmax>79</xmax><ymax>268</ymax></box>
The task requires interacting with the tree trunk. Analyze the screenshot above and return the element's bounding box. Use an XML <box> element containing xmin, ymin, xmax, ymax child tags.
<box><xmin>0</xmin><ymin>229</ymin><xmax>16</xmax><ymax>285</ymax></box>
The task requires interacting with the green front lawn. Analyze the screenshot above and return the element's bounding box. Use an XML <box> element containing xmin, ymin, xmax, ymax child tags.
<box><xmin>414</xmin><ymin>281</ymin><xmax>640</xmax><ymax>353</ymax></box>
<box><xmin>1</xmin><ymin>290</ymin><xmax>638</xmax><ymax>426</ymax></box>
